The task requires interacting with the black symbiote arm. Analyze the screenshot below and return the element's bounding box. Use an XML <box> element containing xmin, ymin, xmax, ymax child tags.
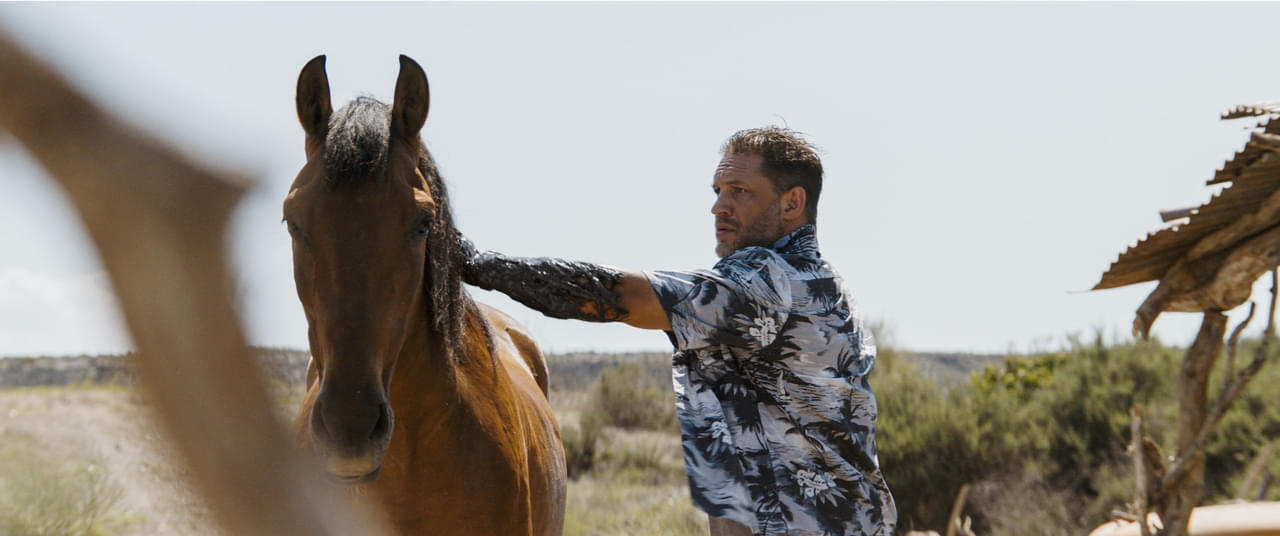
<box><xmin>460</xmin><ymin>238</ymin><xmax>629</xmax><ymax>323</ymax></box>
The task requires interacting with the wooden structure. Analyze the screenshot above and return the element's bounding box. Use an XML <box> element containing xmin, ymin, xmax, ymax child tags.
<box><xmin>1096</xmin><ymin>103</ymin><xmax>1280</xmax><ymax>339</ymax></box>
<box><xmin>1095</xmin><ymin>104</ymin><xmax>1280</xmax><ymax>536</ymax></box>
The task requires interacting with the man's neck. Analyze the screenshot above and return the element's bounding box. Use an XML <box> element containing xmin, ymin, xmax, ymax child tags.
<box><xmin>780</xmin><ymin>219</ymin><xmax>808</xmax><ymax>237</ymax></box>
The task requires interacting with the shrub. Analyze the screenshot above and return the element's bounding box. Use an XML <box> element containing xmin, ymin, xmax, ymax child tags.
<box><xmin>587</xmin><ymin>363</ymin><xmax>676</xmax><ymax>432</ymax></box>
<box><xmin>971</xmin><ymin>352</ymin><xmax>1064</xmax><ymax>402</ymax></box>
<box><xmin>877</xmin><ymin>336</ymin><xmax>1186</xmax><ymax>533</ymax></box>
<box><xmin>563</xmin><ymin>409</ymin><xmax>608</xmax><ymax>479</ymax></box>
<box><xmin>594</xmin><ymin>433</ymin><xmax>686</xmax><ymax>486</ymax></box>
<box><xmin>0</xmin><ymin>436</ymin><xmax>126</xmax><ymax>536</ymax></box>
<box><xmin>877</xmin><ymin>331</ymin><xmax>1280</xmax><ymax>535</ymax></box>
<box><xmin>876</xmin><ymin>350</ymin><xmax>1003</xmax><ymax>532</ymax></box>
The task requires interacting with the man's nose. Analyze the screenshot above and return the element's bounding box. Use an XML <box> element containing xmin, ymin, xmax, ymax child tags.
<box><xmin>711</xmin><ymin>193</ymin><xmax>730</xmax><ymax>216</ymax></box>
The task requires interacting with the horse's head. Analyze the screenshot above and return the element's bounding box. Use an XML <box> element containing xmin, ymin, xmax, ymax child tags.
<box><xmin>284</xmin><ymin>55</ymin><xmax>448</xmax><ymax>483</ymax></box>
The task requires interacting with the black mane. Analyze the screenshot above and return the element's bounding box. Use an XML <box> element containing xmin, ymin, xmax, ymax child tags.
<box><xmin>324</xmin><ymin>96</ymin><xmax>389</xmax><ymax>185</ymax></box>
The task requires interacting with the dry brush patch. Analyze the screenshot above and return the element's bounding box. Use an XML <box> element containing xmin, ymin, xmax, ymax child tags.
<box><xmin>0</xmin><ymin>431</ymin><xmax>124</xmax><ymax>536</ymax></box>
<box><xmin>550</xmin><ymin>357</ymin><xmax>703</xmax><ymax>535</ymax></box>
<box><xmin>0</xmin><ymin>355</ymin><xmax>701</xmax><ymax>535</ymax></box>
<box><xmin>0</xmin><ymin>387</ymin><xmax>218</xmax><ymax>535</ymax></box>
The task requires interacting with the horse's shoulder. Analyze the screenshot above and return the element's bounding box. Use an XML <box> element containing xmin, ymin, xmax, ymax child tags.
<box><xmin>478</xmin><ymin>303</ymin><xmax>551</xmax><ymax>397</ymax></box>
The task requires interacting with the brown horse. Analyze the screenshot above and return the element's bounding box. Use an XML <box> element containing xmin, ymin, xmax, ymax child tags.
<box><xmin>284</xmin><ymin>55</ymin><xmax>566</xmax><ymax>535</ymax></box>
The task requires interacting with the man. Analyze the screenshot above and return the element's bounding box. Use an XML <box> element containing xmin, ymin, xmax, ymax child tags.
<box><xmin>463</xmin><ymin>127</ymin><xmax>896</xmax><ymax>535</ymax></box>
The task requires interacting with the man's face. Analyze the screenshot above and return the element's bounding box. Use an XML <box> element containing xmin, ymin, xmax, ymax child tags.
<box><xmin>711</xmin><ymin>152</ymin><xmax>784</xmax><ymax>257</ymax></box>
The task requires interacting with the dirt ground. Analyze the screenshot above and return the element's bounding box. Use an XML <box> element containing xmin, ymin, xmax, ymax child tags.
<box><xmin>0</xmin><ymin>386</ymin><xmax>221</xmax><ymax>535</ymax></box>
<box><xmin>0</xmin><ymin>382</ymin><xmax>701</xmax><ymax>536</ymax></box>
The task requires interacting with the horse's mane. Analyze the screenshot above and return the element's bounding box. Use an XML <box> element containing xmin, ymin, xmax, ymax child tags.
<box><xmin>323</xmin><ymin>97</ymin><xmax>388</xmax><ymax>184</ymax></box>
<box><xmin>323</xmin><ymin>96</ymin><xmax>485</xmax><ymax>365</ymax></box>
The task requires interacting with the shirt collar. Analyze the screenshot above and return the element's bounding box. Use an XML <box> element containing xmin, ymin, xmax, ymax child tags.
<box><xmin>771</xmin><ymin>224</ymin><xmax>819</xmax><ymax>257</ymax></box>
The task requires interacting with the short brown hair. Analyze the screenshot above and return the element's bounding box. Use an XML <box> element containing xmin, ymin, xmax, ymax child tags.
<box><xmin>720</xmin><ymin>126</ymin><xmax>823</xmax><ymax>222</ymax></box>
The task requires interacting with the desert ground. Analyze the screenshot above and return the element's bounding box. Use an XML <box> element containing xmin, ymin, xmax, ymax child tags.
<box><xmin>0</xmin><ymin>352</ymin><xmax>705</xmax><ymax>536</ymax></box>
<box><xmin>0</xmin><ymin>386</ymin><xmax>220</xmax><ymax>535</ymax></box>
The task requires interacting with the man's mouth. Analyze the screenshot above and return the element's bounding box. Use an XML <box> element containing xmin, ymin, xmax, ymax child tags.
<box><xmin>716</xmin><ymin>222</ymin><xmax>737</xmax><ymax>238</ymax></box>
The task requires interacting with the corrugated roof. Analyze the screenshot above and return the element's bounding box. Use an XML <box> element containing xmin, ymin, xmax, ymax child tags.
<box><xmin>1221</xmin><ymin>101</ymin><xmax>1280</xmax><ymax>120</ymax></box>
<box><xmin>1211</xmin><ymin>125</ymin><xmax>1280</xmax><ymax>185</ymax></box>
<box><xmin>1095</xmin><ymin>108</ymin><xmax>1280</xmax><ymax>290</ymax></box>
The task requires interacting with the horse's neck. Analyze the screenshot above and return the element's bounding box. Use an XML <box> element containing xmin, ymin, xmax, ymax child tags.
<box><xmin>387</xmin><ymin>299</ymin><xmax>494</xmax><ymax>425</ymax></box>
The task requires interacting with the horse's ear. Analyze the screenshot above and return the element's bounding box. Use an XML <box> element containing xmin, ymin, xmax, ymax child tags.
<box><xmin>296</xmin><ymin>55</ymin><xmax>332</xmax><ymax>151</ymax></box>
<box><xmin>391</xmin><ymin>55</ymin><xmax>429</xmax><ymax>142</ymax></box>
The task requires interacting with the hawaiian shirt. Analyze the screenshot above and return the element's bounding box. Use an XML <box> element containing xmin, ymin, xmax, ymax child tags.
<box><xmin>645</xmin><ymin>224</ymin><xmax>896</xmax><ymax>536</ymax></box>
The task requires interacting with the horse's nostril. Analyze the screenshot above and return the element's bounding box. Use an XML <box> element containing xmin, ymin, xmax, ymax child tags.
<box><xmin>312</xmin><ymin>390</ymin><xmax>390</xmax><ymax>451</ymax></box>
<box><xmin>371</xmin><ymin>403</ymin><xmax>392</xmax><ymax>441</ymax></box>
<box><xmin>310</xmin><ymin>398</ymin><xmax>330</xmax><ymax>437</ymax></box>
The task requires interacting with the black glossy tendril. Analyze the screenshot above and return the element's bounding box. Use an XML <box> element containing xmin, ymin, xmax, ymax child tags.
<box><xmin>463</xmin><ymin>247</ymin><xmax>629</xmax><ymax>323</ymax></box>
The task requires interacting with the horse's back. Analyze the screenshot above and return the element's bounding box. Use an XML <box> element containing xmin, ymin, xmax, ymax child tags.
<box><xmin>480</xmin><ymin>303</ymin><xmax>551</xmax><ymax>397</ymax></box>
<box><xmin>477</xmin><ymin>302</ymin><xmax>566</xmax><ymax>536</ymax></box>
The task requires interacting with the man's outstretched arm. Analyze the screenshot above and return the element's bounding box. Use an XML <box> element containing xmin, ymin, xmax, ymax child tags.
<box><xmin>461</xmin><ymin>241</ymin><xmax>671</xmax><ymax>331</ymax></box>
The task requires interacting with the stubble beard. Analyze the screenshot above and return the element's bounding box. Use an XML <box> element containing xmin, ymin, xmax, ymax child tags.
<box><xmin>715</xmin><ymin>199</ymin><xmax>784</xmax><ymax>258</ymax></box>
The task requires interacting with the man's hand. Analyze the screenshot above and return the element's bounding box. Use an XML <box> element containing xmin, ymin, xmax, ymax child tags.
<box><xmin>610</xmin><ymin>272</ymin><xmax>672</xmax><ymax>331</ymax></box>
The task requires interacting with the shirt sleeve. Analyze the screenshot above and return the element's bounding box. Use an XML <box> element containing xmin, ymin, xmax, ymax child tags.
<box><xmin>645</xmin><ymin>248</ymin><xmax>792</xmax><ymax>352</ymax></box>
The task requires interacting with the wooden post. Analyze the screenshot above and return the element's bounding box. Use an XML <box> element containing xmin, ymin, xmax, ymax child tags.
<box><xmin>944</xmin><ymin>483</ymin><xmax>971</xmax><ymax>536</ymax></box>
<box><xmin>1131</xmin><ymin>405</ymin><xmax>1151</xmax><ymax>536</ymax></box>
<box><xmin>1158</xmin><ymin>312</ymin><xmax>1227</xmax><ymax>536</ymax></box>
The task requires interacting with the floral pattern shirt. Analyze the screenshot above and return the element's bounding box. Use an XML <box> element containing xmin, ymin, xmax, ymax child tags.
<box><xmin>645</xmin><ymin>225</ymin><xmax>896</xmax><ymax>535</ymax></box>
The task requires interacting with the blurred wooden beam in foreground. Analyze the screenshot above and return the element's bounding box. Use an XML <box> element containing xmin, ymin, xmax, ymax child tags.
<box><xmin>0</xmin><ymin>32</ymin><xmax>388</xmax><ymax>535</ymax></box>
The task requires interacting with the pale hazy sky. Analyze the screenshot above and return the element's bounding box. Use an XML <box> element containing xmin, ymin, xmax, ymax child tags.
<box><xmin>2</xmin><ymin>2</ymin><xmax>1278</xmax><ymax>357</ymax></box>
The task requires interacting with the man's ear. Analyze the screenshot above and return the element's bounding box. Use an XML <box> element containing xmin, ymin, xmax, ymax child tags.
<box><xmin>782</xmin><ymin>186</ymin><xmax>807</xmax><ymax>222</ymax></box>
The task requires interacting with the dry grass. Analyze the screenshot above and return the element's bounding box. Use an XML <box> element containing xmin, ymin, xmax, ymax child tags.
<box><xmin>562</xmin><ymin>427</ymin><xmax>703</xmax><ymax>536</ymax></box>
<box><xmin>552</xmin><ymin>362</ymin><xmax>704</xmax><ymax>535</ymax></box>
<box><xmin>0</xmin><ymin>355</ymin><xmax>706</xmax><ymax>535</ymax></box>
<box><xmin>967</xmin><ymin>474</ymin><xmax>1085</xmax><ymax>536</ymax></box>
<box><xmin>564</xmin><ymin>477</ymin><xmax>705</xmax><ymax>536</ymax></box>
<box><xmin>0</xmin><ymin>431</ymin><xmax>129</xmax><ymax>536</ymax></box>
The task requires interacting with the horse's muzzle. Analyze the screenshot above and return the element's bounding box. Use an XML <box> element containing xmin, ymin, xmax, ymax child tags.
<box><xmin>307</xmin><ymin>385</ymin><xmax>394</xmax><ymax>482</ymax></box>
<box><xmin>326</xmin><ymin>464</ymin><xmax>381</xmax><ymax>485</ymax></box>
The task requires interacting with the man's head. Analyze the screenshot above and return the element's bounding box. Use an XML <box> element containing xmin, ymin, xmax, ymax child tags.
<box><xmin>711</xmin><ymin>127</ymin><xmax>823</xmax><ymax>257</ymax></box>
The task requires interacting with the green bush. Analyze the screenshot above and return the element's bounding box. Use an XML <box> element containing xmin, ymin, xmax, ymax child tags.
<box><xmin>1204</xmin><ymin>337</ymin><xmax>1280</xmax><ymax>501</ymax></box>
<box><xmin>877</xmin><ymin>331</ymin><xmax>1280</xmax><ymax>535</ymax></box>
<box><xmin>971</xmin><ymin>352</ymin><xmax>1064</xmax><ymax>402</ymax></box>
<box><xmin>876</xmin><ymin>346</ymin><xmax>1011</xmax><ymax>532</ymax></box>
<box><xmin>986</xmin><ymin>338</ymin><xmax>1181</xmax><ymax>532</ymax></box>
<box><xmin>587</xmin><ymin>362</ymin><xmax>676</xmax><ymax>432</ymax></box>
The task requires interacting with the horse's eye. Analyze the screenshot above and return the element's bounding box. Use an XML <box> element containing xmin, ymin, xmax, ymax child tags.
<box><xmin>284</xmin><ymin>219</ymin><xmax>303</xmax><ymax>238</ymax></box>
<box><xmin>411</xmin><ymin>213</ymin><xmax>433</xmax><ymax>240</ymax></box>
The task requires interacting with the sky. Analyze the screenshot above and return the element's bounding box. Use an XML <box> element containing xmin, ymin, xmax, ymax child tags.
<box><xmin>2</xmin><ymin>2</ymin><xmax>1279</xmax><ymax>358</ymax></box>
